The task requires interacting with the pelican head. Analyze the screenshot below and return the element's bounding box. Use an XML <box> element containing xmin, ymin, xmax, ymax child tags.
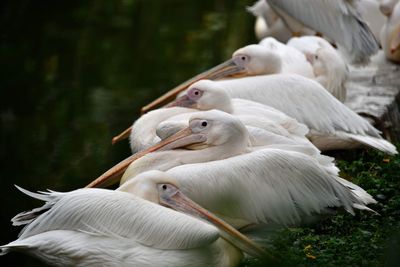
<box><xmin>188</xmin><ymin>110</ymin><xmax>248</xmax><ymax>148</ymax></box>
<box><xmin>231</xmin><ymin>45</ymin><xmax>282</xmax><ymax>76</ymax></box>
<box><xmin>86</xmin><ymin>110</ymin><xmax>249</xmax><ymax>188</ymax></box>
<box><xmin>141</xmin><ymin>44</ymin><xmax>281</xmax><ymax>113</ymax></box>
<box><xmin>117</xmin><ymin>170</ymin><xmax>179</xmax><ymax>204</ymax></box>
<box><xmin>167</xmin><ymin>80</ymin><xmax>233</xmax><ymax>113</ymax></box>
<box><xmin>117</xmin><ymin>170</ymin><xmax>269</xmax><ymax>258</ymax></box>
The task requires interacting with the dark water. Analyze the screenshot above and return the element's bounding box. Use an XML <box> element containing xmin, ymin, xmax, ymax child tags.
<box><xmin>0</xmin><ymin>0</ymin><xmax>255</xmax><ymax>265</ymax></box>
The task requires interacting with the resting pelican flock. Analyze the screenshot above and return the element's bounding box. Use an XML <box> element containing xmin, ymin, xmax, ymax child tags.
<box><xmin>380</xmin><ymin>0</ymin><xmax>400</xmax><ymax>62</ymax></box>
<box><xmin>89</xmin><ymin>112</ymin><xmax>376</xmax><ymax>230</ymax></box>
<box><xmin>4</xmin><ymin>1</ymin><xmax>399</xmax><ymax>266</ymax></box>
<box><xmin>1</xmin><ymin>173</ymin><xmax>267</xmax><ymax>266</ymax></box>
<box><xmin>139</xmin><ymin>72</ymin><xmax>397</xmax><ymax>154</ymax></box>
<box><xmin>112</xmin><ymin>103</ymin><xmax>335</xmax><ymax>177</ymax></box>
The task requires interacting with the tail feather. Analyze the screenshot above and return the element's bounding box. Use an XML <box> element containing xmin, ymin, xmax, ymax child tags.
<box><xmin>337</xmin><ymin>177</ymin><xmax>377</xmax><ymax>205</ymax></box>
<box><xmin>347</xmin><ymin>134</ymin><xmax>398</xmax><ymax>155</ymax></box>
<box><xmin>0</xmin><ymin>246</ymin><xmax>9</xmax><ymax>256</ymax></box>
<box><xmin>11</xmin><ymin>186</ymin><xmax>62</xmax><ymax>227</ymax></box>
<box><xmin>0</xmin><ymin>241</ymin><xmax>26</xmax><ymax>256</ymax></box>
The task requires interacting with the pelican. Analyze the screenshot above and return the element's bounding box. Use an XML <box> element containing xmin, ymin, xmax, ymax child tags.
<box><xmin>1</xmin><ymin>177</ymin><xmax>268</xmax><ymax>266</ymax></box>
<box><xmin>117</xmin><ymin>153</ymin><xmax>376</xmax><ymax>230</ymax></box>
<box><xmin>265</xmin><ymin>0</ymin><xmax>380</xmax><ymax>63</ymax></box>
<box><xmin>380</xmin><ymin>0</ymin><xmax>400</xmax><ymax>62</ymax></box>
<box><xmin>146</xmin><ymin>75</ymin><xmax>397</xmax><ymax>154</ymax></box>
<box><xmin>287</xmin><ymin>36</ymin><xmax>348</xmax><ymax>102</ymax></box>
<box><xmin>140</xmin><ymin>43</ymin><xmax>317</xmax><ymax>112</ymax></box>
<box><xmin>89</xmin><ymin>110</ymin><xmax>253</xmax><ymax>188</ymax></box>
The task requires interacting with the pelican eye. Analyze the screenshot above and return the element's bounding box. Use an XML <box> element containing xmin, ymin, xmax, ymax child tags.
<box><xmin>162</xmin><ymin>184</ymin><xmax>167</xmax><ymax>190</ymax></box>
<box><xmin>188</xmin><ymin>88</ymin><xmax>203</xmax><ymax>100</ymax></box>
<box><xmin>201</xmin><ymin>121</ymin><xmax>208</xmax><ymax>127</ymax></box>
<box><xmin>233</xmin><ymin>54</ymin><xmax>250</xmax><ymax>68</ymax></box>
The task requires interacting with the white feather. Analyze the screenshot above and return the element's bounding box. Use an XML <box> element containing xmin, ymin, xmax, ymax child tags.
<box><xmin>2</xmin><ymin>188</ymin><xmax>242</xmax><ymax>267</ymax></box>
<box><xmin>163</xmin><ymin>148</ymin><xmax>376</xmax><ymax>228</ymax></box>
<box><xmin>267</xmin><ymin>0</ymin><xmax>380</xmax><ymax>63</ymax></box>
<box><xmin>211</xmin><ymin>75</ymin><xmax>396</xmax><ymax>154</ymax></box>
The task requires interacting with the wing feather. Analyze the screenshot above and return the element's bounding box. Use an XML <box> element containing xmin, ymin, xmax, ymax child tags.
<box><xmin>14</xmin><ymin>188</ymin><xmax>219</xmax><ymax>250</ymax></box>
<box><xmin>267</xmin><ymin>0</ymin><xmax>379</xmax><ymax>63</ymax></box>
<box><xmin>168</xmin><ymin>148</ymin><xmax>374</xmax><ymax>227</ymax></box>
<box><xmin>216</xmin><ymin>75</ymin><xmax>381</xmax><ymax>137</ymax></box>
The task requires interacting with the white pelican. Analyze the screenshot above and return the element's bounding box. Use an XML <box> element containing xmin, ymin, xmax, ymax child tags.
<box><xmin>118</xmin><ymin>155</ymin><xmax>376</xmax><ymax>229</ymax></box>
<box><xmin>265</xmin><ymin>0</ymin><xmax>380</xmax><ymax>63</ymax></box>
<box><xmin>380</xmin><ymin>0</ymin><xmax>400</xmax><ymax>62</ymax></box>
<box><xmin>89</xmin><ymin>110</ymin><xmax>253</xmax><ymax>188</ymax></box>
<box><xmin>1</xmin><ymin>177</ymin><xmax>268</xmax><ymax>266</ymax></box>
<box><xmin>140</xmin><ymin>43</ymin><xmax>316</xmax><ymax>112</ymax></box>
<box><xmin>287</xmin><ymin>36</ymin><xmax>348</xmax><ymax>102</ymax></box>
<box><xmin>150</xmin><ymin>76</ymin><xmax>397</xmax><ymax>154</ymax></box>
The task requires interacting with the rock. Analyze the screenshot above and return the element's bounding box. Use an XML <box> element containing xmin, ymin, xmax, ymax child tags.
<box><xmin>345</xmin><ymin>51</ymin><xmax>400</xmax><ymax>142</ymax></box>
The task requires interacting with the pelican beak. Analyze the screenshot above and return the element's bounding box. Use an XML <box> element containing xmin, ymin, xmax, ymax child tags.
<box><xmin>111</xmin><ymin>126</ymin><xmax>132</xmax><ymax>145</ymax></box>
<box><xmin>305</xmin><ymin>52</ymin><xmax>314</xmax><ymax>64</ymax></box>
<box><xmin>165</xmin><ymin>94</ymin><xmax>198</xmax><ymax>109</ymax></box>
<box><xmin>159</xmin><ymin>187</ymin><xmax>272</xmax><ymax>259</ymax></box>
<box><xmin>141</xmin><ymin>59</ymin><xmax>246</xmax><ymax>113</ymax></box>
<box><xmin>85</xmin><ymin>127</ymin><xmax>206</xmax><ymax>188</ymax></box>
<box><xmin>390</xmin><ymin>27</ymin><xmax>400</xmax><ymax>55</ymax></box>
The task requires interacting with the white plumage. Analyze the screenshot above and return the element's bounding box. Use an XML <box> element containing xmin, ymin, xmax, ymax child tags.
<box><xmin>167</xmin><ymin>80</ymin><xmax>336</xmax><ymax>169</ymax></box>
<box><xmin>287</xmin><ymin>36</ymin><xmax>348</xmax><ymax>102</ymax></box>
<box><xmin>266</xmin><ymin>0</ymin><xmax>380</xmax><ymax>63</ymax></box>
<box><xmin>120</xmin><ymin>149</ymin><xmax>376</xmax><ymax>229</ymax></box>
<box><xmin>129</xmin><ymin>107</ymin><xmax>196</xmax><ymax>153</ymax></box>
<box><xmin>120</xmin><ymin>110</ymin><xmax>250</xmax><ymax>184</ymax></box>
<box><xmin>247</xmin><ymin>0</ymin><xmax>314</xmax><ymax>41</ymax></box>
<box><xmin>1</xmin><ymin>185</ymin><xmax>247</xmax><ymax>267</ymax></box>
<box><xmin>181</xmin><ymin>77</ymin><xmax>397</xmax><ymax>154</ymax></box>
<box><xmin>258</xmin><ymin>37</ymin><xmax>315</xmax><ymax>78</ymax></box>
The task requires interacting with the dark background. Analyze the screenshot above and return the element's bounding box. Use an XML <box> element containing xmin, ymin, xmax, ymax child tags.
<box><xmin>0</xmin><ymin>0</ymin><xmax>255</xmax><ymax>266</ymax></box>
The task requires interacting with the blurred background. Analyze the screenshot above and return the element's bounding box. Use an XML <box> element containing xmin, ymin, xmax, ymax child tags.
<box><xmin>0</xmin><ymin>0</ymin><xmax>255</xmax><ymax>265</ymax></box>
